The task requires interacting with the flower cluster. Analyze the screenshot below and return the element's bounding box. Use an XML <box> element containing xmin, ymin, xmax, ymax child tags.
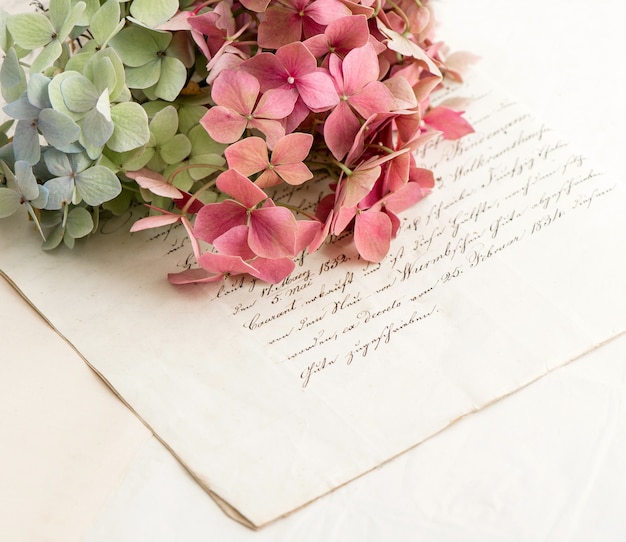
<box><xmin>0</xmin><ymin>0</ymin><xmax>474</xmax><ymax>283</ymax></box>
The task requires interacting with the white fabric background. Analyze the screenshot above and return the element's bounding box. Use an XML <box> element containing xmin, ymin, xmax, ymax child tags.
<box><xmin>2</xmin><ymin>0</ymin><xmax>626</xmax><ymax>540</ymax></box>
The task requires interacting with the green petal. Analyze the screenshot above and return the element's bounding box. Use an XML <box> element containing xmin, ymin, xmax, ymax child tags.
<box><xmin>64</xmin><ymin>49</ymin><xmax>93</xmax><ymax>73</ymax></box>
<box><xmin>15</xmin><ymin>160</ymin><xmax>39</xmax><ymax>201</ymax></box>
<box><xmin>150</xmin><ymin>105</ymin><xmax>179</xmax><ymax>142</ymax></box>
<box><xmin>6</xmin><ymin>13</ymin><xmax>54</xmax><ymax>49</ymax></box>
<box><xmin>108</xmin><ymin>102</ymin><xmax>150</xmax><ymax>152</ymax></box>
<box><xmin>88</xmin><ymin>56</ymin><xmax>116</xmax><ymax>96</ymax></box>
<box><xmin>38</xmin><ymin>108</ymin><xmax>81</xmax><ymax>148</ymax></box>
<box><xmin>44</xmin><ymin>149</ymin><xmax>73</xmax><ymax>176</ymax></box>
<box><xmin>69</xmin><ymin>152</ymin><xmax>93</xmax><ymax>174</ymax></box>
<box><xmin>124</xmin><ymin>60</ymin><xmax>161</xmax><ymax>90</ymax></box>
<box><xmin>76</xmin><ymin>0</ymin><xmax>101</xmax><ymax>26</ymax></box>
<box><xmin>58</xmin><ymin>1</ymin><xmax>86</xmax><ymax>40</ymax></box>
<box><xmin>63</xmin><ymin>230</ymin><xmax>75</xmax><ymax>249</ymax></box>
<box><xmin>42</xmin><ymin>222</ymin><xmax>64</xmax><ymax>250</ymax></box>
<box><xmin>75</xmin><ymin>165</ymin><xmax>121</xmax><ymax>206</ymax></box>
<box><xmin>90</xmin><ymin>0</ymin><xmax>121</xmax><ymax>46</ymax></box>
<box><xmin>44</xmin><ymin>176</ymin><xmax>74</xmax><ymax>210</ymax></box>
<box><xmin>48</xmin><ymin>71</ymin><xmax>81</xmax><ymax>120</ymax></box>
<box><xmin>190</xmin><ymin>153</ymin><xmax>226</xmax><ymax>180</ymax></box>
<box><xmin>109</xmin><ymin>26</ymin><xmax>160</xmax><ymax>67</ymax></box>
<box><xmin>188</xmin><ymin>124</ymin><xmax>227</xmax><ymax>156</ymax></box>
<box><xmin>0</xmin><ymin>10</ymin><xmax>11</xmax><ymax>52</ymax></box>
<box><xmin>0</xmin><ymin>48</ymin><xmax>26</xmax><ymax>103</ymax></box>
<box><xmin>80</xmin><ymin>108</ymin><xmax>114</xmax><ymax>149</ymax></box>
<box><xmin>130</xmin><ymin>0</ymin><xmax>178</xmax><ymax>28</ymax></box>
<box><xmin>0</xmin><ymin>187</ymin><xmax>20</xmax><ymax>218</ymax></box>
<box><xmin>65</xmin><ymin>206</ymin><xmax>93</xmax><ymax>238</ymax></box>
<box><xmin>178</xmin><ymin>106</ymin><xmax>208</xmax><ymax>135</ymax></box>
<box><xmin>3</xmin><ymin>96</ymin><xmax>39</xmax><ymax>121</ymax></box>
<box><xmin>102</xmin><ymin>188</ymin><xmax>132</xmax><ymax>215</ymax></box>
<box><xmin>30</xmin><ymin>40</ymin><xmax>63</xmax><ymax>74</ymax></box>
<box><xmin>160</xmin><ymin>133</ymin><xmax>191</xmax><ymax>164</ymax></box>
<box><xmin>13</xmin><ymin>121</ymin><xmax>40</xmax><ymax>165</ymax></box>
<box><xmin>60</xmin><ymin>74</ymin><xmax>98</xmax><ymax>113</ymax></box>
<box><xmin>153</xmin><ymin>56</ymin><xmax>186</xmax><ymax>102</ymax></box>
<box><xmin>27</xmin><ymin>73</ymin><xmax>52</xmax><ymax>110</ymax></box>
<box><xmin>84</xmin><ymin>48</ymin><xmax>126</xmax><ymax>102</ymax></box>
<box><xmin>49</xmin><ymin>0</ymin><xmax>71</xmax><ymax>32</ymax></box>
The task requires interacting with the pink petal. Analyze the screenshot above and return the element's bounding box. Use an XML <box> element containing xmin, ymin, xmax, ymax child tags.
<box><xmin>193</xmin><ymin>200</ymin><xmax>247</xmax><ymax>243</ymax></box>
<box><xmin>376</xmin><ymin>20</ymin><xmax>441</xmax><ymax>76</ymax></box>
<box><xmin>413</xmin><ymin>73</ymin><xmax>443</xmax><ymax>103</ymax></box>
<box><xmin>424</xmin><ymin>106</ymin><xmax>474</xmax><ymax>140</ymax></box>
<box><xmin>173</xmin><ymin>191</ymin><xmax>205</xmax><ymax>214</ymax></box>
<box><xmin>294</xmin><ymin>219</ymin><xmax>322</xmax><ymax>252</ymax></box>
<box><xmin>383</xmin><ymin>181</ymin><xmax>425</xmax><ymax>214</ymax></box>
<box><xmin>308</xmin><ymin>209</ymin><xmax>333</xmax><ymax>253</ymax></box>
<box><xmin>296</xmin><ymin>70</ymin><xmax>339</xmax><ymax>111</ymax></box>
<box><xmin>303</xmin><ymin>34</ymin><xmax>329</xmax><ymax>58</ymax></box>
<box><xmin>247</xmin><ymin>118</ymin><xmax>285</xmax><ymax>149</ymax></box>
<box><xmin>283</xmin><ymin>97</ymin><xmax>311</xmax><ymax>134</ymax></box>
<box><xmin>168</xmin><ymin>268</ymin><xmax>224</xmax><ymax>284</ymax></box>
<box><xmin>383</xmin><ymin>75</ymin><xmax>417</xmax><ymax>110</ymax></box>
<box><xmin>323</xmin><ymin>101</ymin><xmax>361</xmax><ymax>160</ymax></box>
<box><xmin>384</xmin><ymin>152</ymin><xmax>410</xmax><ymax>193</ymax></box>
<box><xmin>354</xmin><ymin>210</ymin><xmax>392</xmax><ymax>262</ymax></box>
<box><xmin>211</xmin><ymin>70</ymin><xmax>259</xmax><ymax>115</ymax></box>
<box><xmin>241</xmin><ymin>53</ymin><xmax>288</xmax><ymax>92</ymax></box>
<box><xmin>342</xmin><ymin>44</ymin><xmax>380</xmax><ymax>95</ymax></box>
<box><xmin>276</xmin><ymin>42</ymin><xmax>317</xmax><ymax>78</ymax></box>
<box><xmin>126</xmin><ymin>169</ymin><xmax>182</xmax><ymax>198</ymax></box>
<box><xmin>199</xmin><ymin>251</ymin><xmax>260</xmax><ymax>275</ymax></box>
<box><xmin>213</xmin><ymin>224</ymin><xmax>256</xmax><ymax>259</ymax></box>
<box><xmin>255</xmin><ymin>169</ymin><xmax>283</xmax><ymax>188</ymax></box>
<box><xmin>200</xmin><ymin>106</ymin><xmax>248</xmax><ymax>144</ymax></box>
<box><xmin>304</xmin><ymin>0</ymin><xmax>351</xmax><ymax>25</ymax></box>
<box><xmin>394</xmin><ymin>112</ymin><xmax>422</xmax><ymax>145</ymax></box>
<box><xmin>342</xmin><ymin>165</ymin><xmax>381</xmax><ymax>208</ymax></box>
<box><xmin>409</xmin><ymin>167</ymin><xmax>435</xmax><ymax>190</ymax></box>
<box><xmin>324</xmin><ymin>15</ymin><xmax>369</xmax><ymax>52</ymax></box>
<box><xmin>274</xmin><ymin>162</ymin><xmax>313</xmax><ymax>185</ymax></box>
<box><xmin>254</xmin><ymin>88</ymin><xmax>298</xmax><ymax>119</ymax></box>
<box><xmin>130</xmin><ymin>214</ymin><xmax>180</xmax><ymax>232</ymax></box>
<box><xmin>205</xmin><ymin>51</ymin><xmax>245</xmax><ymax>85</ymax></box>
<box><xmin>156</xmin><ymin>11</ymin><xmax>192</xmax><ymax>31</ymax></box>
<box><xmin>444</xmin><ymin>50</ymin><xmax>480</xmax><ymax>81</ymax></box>
<box><xmin>271</xmin><ymin>132</ymin><xmax>313</xmax><ymax>164</ymax></box>
<box><xmin>224</xmin><ymin>137</ymin><xmax>269</xmax><ymax>176</ymax></box>
<box><xmin>387</xmin><ymin>209</ymin><xmax>401</xmax><ymax>238</ymax></box>
<box><xmin>239</xmin><ymin>0</ymin><xmax>272</xmax><ymax>12</ymax></box>
<box><xmin>257</xmin><ymin>7</ymin><xmax>302</xmax><ymax>49</ymax></box>
<box><xmin>249</xmin><ymin>205</ymin><xmax>297</xmax><ymax>258</ymax></box>
<box><xmin>216</xmin><ymin>169</ymin><xmax>268</xmax><ymax>208</ymax></box>
<box><xmin>250</xmin><ymin>257</ymin><xmax>296</xmax><ymax>283</ymax></box>
<box><xmin>332</xmin><ymin>204</ymin><xmax>357</xmax><ymax>234</ymax></box>
<box><xmin>328</xmin><ymin>53</ymin><xmax>344</xmax><ymax>91</ymax></box>
<box><xmin>349</xmin><ymin>81</ymin><xmax>395</xmax><ymax>118</ymax></box>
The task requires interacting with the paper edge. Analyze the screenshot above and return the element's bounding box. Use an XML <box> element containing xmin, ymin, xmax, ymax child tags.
<box><xmin>4</xmin><ymin>266</ymin><xmax>625</xmax><ymax>529</ymax></box>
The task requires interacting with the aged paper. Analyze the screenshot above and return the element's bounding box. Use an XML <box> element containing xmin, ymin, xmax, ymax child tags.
<box><xmin>1</xmin><ymin>72</ymin><xmax>626</xmax><ymax>527</ymax></box>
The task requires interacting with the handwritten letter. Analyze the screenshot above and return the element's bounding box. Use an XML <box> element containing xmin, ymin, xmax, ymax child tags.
<box><xmin>2</xmin><ymin>73</ymin><xmax>626</xmax><ymax>527</ymax></box>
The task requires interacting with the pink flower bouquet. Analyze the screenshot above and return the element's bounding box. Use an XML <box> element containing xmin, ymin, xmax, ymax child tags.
<box><xmin>0</xmin><ymin>0</ymin><xmax>474</xmax><ymax>284</ymax></box>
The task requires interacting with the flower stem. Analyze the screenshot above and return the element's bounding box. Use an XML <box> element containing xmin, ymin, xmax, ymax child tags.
<box><xmin>166</xmin><ymin>163</ymin><xmax>226</xmax><ymax>185</ymax></box>
<box><xmin>276</xmin><ymin>202</ymin><xmax>318</xmax><ymax>221</ymax></box>
<box><xmin>330</xmin><ymin>159</ymin><xmax>353</xmax><ymax>177</ymax></box>
<box><xmin>384</xmin><ymin>0</ymin><xmax>412</xmax><ymax>34</ymax></box>
<box><xmin>181</xmin><ymin>179</ymin><xmax>218</xmax><ymax>214</ymax></box>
